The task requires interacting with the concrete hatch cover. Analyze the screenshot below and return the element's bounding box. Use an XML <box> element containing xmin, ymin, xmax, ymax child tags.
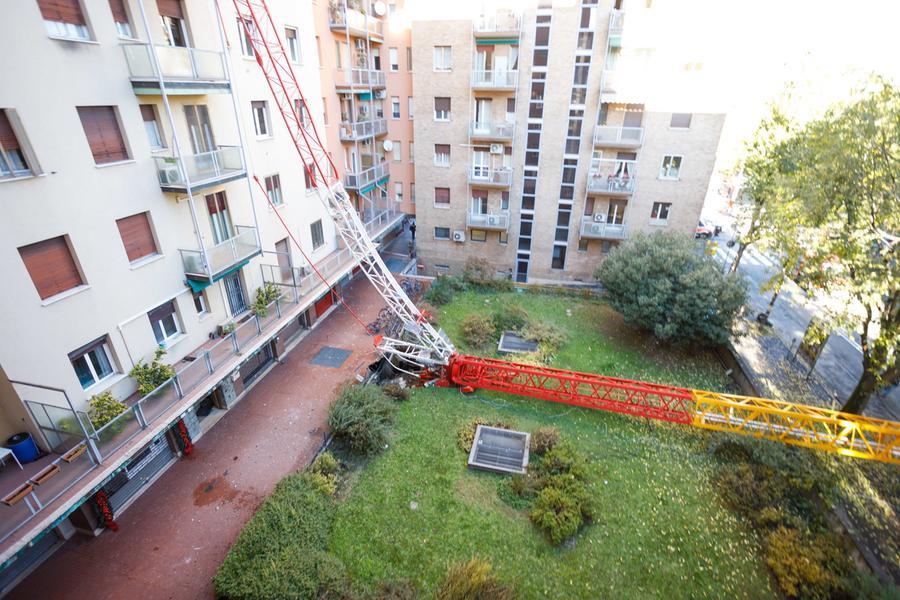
<box><xmin>467</xmin><ymin>425</ymin><xmax>531</xmax><ymax>475</ymax></box>
<box><xmin>310</xmin><ymin>346</ymin><xmax>352</xmax><ymax>368</ymax></box>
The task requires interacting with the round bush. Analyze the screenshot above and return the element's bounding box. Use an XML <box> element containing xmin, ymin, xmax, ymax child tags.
<box><xmin>328</xmin><ymin>384</ymin><xmax>397</xmax><ymax>456</ymax></box>
<box><xmin>436</xmin><ymin>558</ymin><xmax>515</xmax><ymax>600</ymax></box>
<box><xmin>460</xmin><ymin>314</ymin><xmax>497</xmax><ymax>348</ymax></box>
<box><xmin>529</xmin><ymin>486</ymin><xmax>582</xmax><ymax>545</ymax></box>
<box><xmin>530</xmin><ymin>426</ymin><xmax>560</xmax><ymax>456</ymax></box>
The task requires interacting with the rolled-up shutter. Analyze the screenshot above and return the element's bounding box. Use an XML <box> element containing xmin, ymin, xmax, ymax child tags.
<box><xmin>37</xmin><ymin>0</ymin><xmax>86</xmax><ymax>25</ymax></box>
<box><xmin>77</xmin><ymin>106</ymin><xmax>129</xmax><ymax>164</ymax></box>
<box><xmin>156</xmin><ymin>0</ymin><xmax>183</xmax><ymax>19</ymax></box>
<box><xmin>108</xmin><ymin>0</ymin><xmax>129</xmax><ymax>24</ymax></box>
<box><xmin>18</xmin><ymin>236</ymin><xmax>83</xmax><ymax>300</ymax></box>
<box><xmin>0</xmin><ymin>111</ymin><xmax>20</xmax><ymax>150</ymax></box>
<box><xmin>148</xmin><ymin>300</ymin><xmax>176</xmax><ymax>323</ymax></box>
<box><xmin>116</xmin><ymin>212</ymin><xmax>157</xmax><ymax>262</ymax></box>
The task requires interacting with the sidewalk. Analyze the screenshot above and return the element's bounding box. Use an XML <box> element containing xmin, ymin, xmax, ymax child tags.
<box><xmin>8</xmin><ymin>278</ymin><xmax>384</xmax><ymax>600</ymax></box>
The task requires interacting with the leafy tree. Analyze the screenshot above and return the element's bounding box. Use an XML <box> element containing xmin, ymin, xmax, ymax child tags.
<box><xmin>763</xmin><ymin>79</ymin><xmax>900</xmax><ymax>414</ymax></box>
<box><xmin>596</xmin><ymin>232</ymin><xmax>748</xmax><ymax>345</ymax></box>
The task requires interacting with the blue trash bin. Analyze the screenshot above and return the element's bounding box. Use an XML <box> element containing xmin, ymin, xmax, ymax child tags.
<box><xmin>6</xmin><ymin>432</ymin><xmax>40</xmax><ymax>464</ymax></box>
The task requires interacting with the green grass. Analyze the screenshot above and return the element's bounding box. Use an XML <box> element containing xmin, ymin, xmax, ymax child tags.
<box><xmin>329</xmin><ymin>291</ymin><xmax>775</xmax><ymax>598</ymax></box>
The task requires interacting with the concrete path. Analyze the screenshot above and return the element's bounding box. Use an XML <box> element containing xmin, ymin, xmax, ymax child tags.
<box><xmin>9</xmin><ymin>278</ymin><xmax>384</xmax><ymax>600</ymax></box>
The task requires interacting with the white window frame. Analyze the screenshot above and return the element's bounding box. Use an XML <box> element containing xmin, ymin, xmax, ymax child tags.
<box><xmin>392</xmin><ymin>141</ymin><xmax>402</xmax><ymax>162</ymax></box>
<box><xmin>649</xmin><ymin>202</ymin><xmax>672</xmax><ymax>225</ymax></box>
<box><xmin>265</xmin><ymin>173</ymin><xmax>283</xmax><ymax>205</ymax></box>
<box><xmin>310</xmin><ymin>219</ymin><xmax>325</xmax><ymax>250</ymax></box>
<box><xmin>150</xmin><ymin>304</ymin><xmax>182</xmax><ymax>347</ymax></box>
<box><xmin>433</xmin><ymin>46</ymin><xmax>452</xmax><ymax>71</ymax></box>
<box><xmin>391</xmin><ymin>96</ymin><xmax>401</xmax><ymax>119</ymax></box>
<box><xmin>285</xmin><ymin>26</ymin><xmax>301</xmax><ymax>63</ymax></box>
<box><xmin>389</xmin><ymin>47</ymin><xmax>399</xmax><ymax>71</ymax></box>
<box><xmin>394</xmin><ymin>181</ymin><xmax>403</xmax><ymax>203</ymax></box>
<box><xmin>71</xmin><ymin>342</ymin><xmax>116</xmax><ymax>390</ymax></box>
<box><xmin>659</xmin><ymin>155</ymin><xmax>682</xmax><ymax>180</ymax></box>
<box><xmin>434</xmin><ymin>98</ymin><xmax>450</xmax><ymax>122</ymax></box>
<box><xmin>44</xmin><ymin>2</ymin><xmax>92</xmax><ymax>42</ymax></box>
<box><xmin>434</xmin><ymin>145</ymin><xmax>450</xmax><ymax>167</ymax></box>
<box><xmin>238</xmin><ymin>18</ymin><xmax>255</xmax><ymax>57</ymax></box>
<box><xmin>252</xmin><ymin>101</ymin><xmax>271</xmax><ymax>137</ymax></box>
<box><xmin>408</xmin><ymin>97</ymin><xmax>414</xmax><ymax>120</ymax></box>
<box><xmin>434</xmin><ymin>227</ymin><xmax>451</xmax><ymax>240</ymax></box>
<box><xmin>193</xmin><ymin>290</ymin><xmax>209</xmax><ymax>315</ymax></box>
<box><xmin>409</xmin><ymin>141</ymin><xmax>414</xmax><ymax>164</ymax></box>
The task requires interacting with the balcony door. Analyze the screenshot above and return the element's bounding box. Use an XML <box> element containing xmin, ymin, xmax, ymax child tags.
<box><xmin>275</xmin><ymin>238</ymin><xmax>293</xmax><ymax>283</ymax></box>
<box><xmin>493</xmin><ymin>55</ymin><xmax>509</xmax><ymax>85</ymax></box>
<box><xmin>471</xmin><ymin>190</ymin><xmax>488</xmax><ymax>215</ymax></box>
<box><xmin>607</xmin><ymin>199</ymin><xmax>626</xmax><ymax>225</ymax></box>
<box><xmin>158</xmin><ymin>0</ymin><xmax>189</xmax><ymax>48</ymax></box>
<box><xmin>474</xmin><ymin>98</ymin><xmax>492</xmax><ymax>132</ymax></box>
<box><xmin>185</xmin><ymin>105</ymin><xmax>216</xmax><ymax>154</ymax></box>
<box><xmin>206</xmin><ymin>191</ymin><xmax>234</xmax><ymax>244</ymax></box>
<box><xmin>472</xmin><ymin>149</ymin><xmax>489</xmax><ymax>178</ymax></box>
<box><xmin>223</xmin><ymin>272</ymin><xmax>247</xmax><ymax>316</ymax></box>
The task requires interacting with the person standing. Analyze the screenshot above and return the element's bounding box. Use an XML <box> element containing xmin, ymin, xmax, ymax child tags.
<box><xmin>409</xmin><ymin>219</ymin><xmax>416</xmax><ymax>240</ymax></box>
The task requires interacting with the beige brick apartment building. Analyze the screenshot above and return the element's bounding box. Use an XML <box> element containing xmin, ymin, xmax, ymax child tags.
<box><xmin>411</xmin><ymin>1</ymin><xmax>725</xmax><ymax>283</ymax></box>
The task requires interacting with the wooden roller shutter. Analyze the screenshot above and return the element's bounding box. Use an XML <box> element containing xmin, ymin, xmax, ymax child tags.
<box><xmin>37</xmin><ymin>0</ymin><xmax>86</xmax><ymax>25</ymax></box>
<box><xmin>139</xmin><ymin>105</ymin><xmax>156</xmax><ymax>122</ymax></box>
<box><xmin>108</xmin><ymin>0</ymin><xmax>129</xmax><ymax>24</ymax></box>
<box><xmin>156</xmin><ymin>0</ymin><xmax>183</xmax><ymax>19</ymax></box>
<box><xmin>77</xmin><ymin>106</ymin><xmax>129</xmax><ymax>164</ymax></box>
<box><xmin>0</xmin><ymin>111</ymin><xmax>20</xmax><ymax>150</ymax></box>
<box><xmin>116</xmin><ymin>212</ymin><xmax>157</xmax><ymax>262</ymax></box>
<box><xmin>18</xmin><ymin>236</ymin><xmax>83</xmax><ymax>300</ymax></box>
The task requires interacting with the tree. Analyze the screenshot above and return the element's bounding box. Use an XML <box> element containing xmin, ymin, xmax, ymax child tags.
<box><xmin>764</xmin><ymin>79</ymin><xmax>900</xmax><ymax>414</ymax></box>
<box><xmin>596</xmin><ymin>232</ymin><xmax>748</xmax><ymax>345</ymax></box>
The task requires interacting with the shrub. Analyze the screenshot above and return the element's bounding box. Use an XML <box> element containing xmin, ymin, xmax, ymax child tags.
<box><xmin>517</xmin><ymin>322</ymin><xmax>566</xmax><ymax>350</ymax></box>
<box><xmin>424</xmin><ymin>276</ymin><xmax>466</xmax><ymax>306</ymax></box>
<box><xmin>373</xmin><ymin>580</ymin><xmax>419</xmax><ymax>600</ymax></box>
<box><xmin>328</xmin><ymin>384</ymin><xmax>397</xmax><ymax>456</ymax></box>
<box><xmin>460</xmin><ymin>314</ymin><xmax>497</xmax><ymax>348</ymax></box>
<box><xmin>529</xmin><ymin>427</ymin><xmax>560</xmax><ymax>456</ymax></box>
<box><xmin>456</xmin><ymin>418</ymin><xmax>514</xmax><ymax>453</ymax></box>
<box><xmin>252</xmin><ymin>282</ymin><xmax>282</xmax><ymax>317</ymax></box>
<box><xmin>382</xmin><ymin>383</ymin><xmax>410</xmax><ymax>402</ymax></box>
<box><xmin>491</xmin><ymin>303</ymin><xmax>529</xmax><ymax>333</ymax></box>
<box><xmin>529</xmin><ymin>486</ymin><xmax>583</xmax><ymax>545</ymax></box>
<box><xmin>461</xmin><ymin>257</ymin><xmax>513</xmax><ymax>292</ymax></box>
<box><xmin>130</xmin><ymin>347</ymin><xmax>175</xmax><ymax>396</ymax></box>
<box><xmin>534</xmin><ymin>444</ymin><xmax>588</xmax><ymax>482</ymax></box>
<box><xmin>436</xmin><ymin>558</ymin><xmax>515</xmax><ymax>600</ymax></box>
<box><xmin>87</xmin><ymin>391</ymin><xmax>127</xmax><ymax>430</ymax></box>
<box><xmin>763</xmin><ymin>526</ymin><xmax>848</xmax><ymax>599</ymax></box>
<box><xmin>596</xmin><ymin>232</ymin><xmax>747</xmax><ymax>345</ymax></box>
<box><xmin>306</xmin><ymin>452</ymin><xmax>342</xmax><ymax>496</ymax></box>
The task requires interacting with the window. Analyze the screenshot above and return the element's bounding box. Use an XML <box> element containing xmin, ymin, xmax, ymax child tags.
<box><xmin>470</xmin><ymin>230</ymin><xmax>487</xmax><ymax>242</ymax></box>
<box><xmin>434</xmin><ymin>187</ymin><xmax>450</xmax><ymax>205</ymax></box>
<box><xmin>304</xmin><ymin>162</ymin><xmax>315</xmax><ymax>191</ymax></box>
<box><xmin>433</xmin><ymin>46</ymin><xmax>452</xmax><ymax>71</ymax></box>
<box><xmin>38</xmin><ymin>0</ymin><xmax>91</xmax><ymax>40</ymax></box>
<box><xmin>69</xmin><ymin>337</ymin><xmax>115</xmax><ymax>389</ymax></box>
<box><xmin>392</xmin><ymin>141</ymin><xmax>401</xmax><ymax>162</ymax></box>
<box><xmin>410</xmin><ymin>183</ymin><xmax>415</xmax><ymax>203</ymax></box>
<box><xmin>265</xmin><ymin>174</ymin><xmax>283</xmax><ymax>205</ymax></box>
<box><xmin>434</xmin><ymin>144</ymin><xmax>450</xmax><ymax>167</ymax></box>
<box><xmin>578</xmin><ymin>239</ymin><xmax>588</xmax><ymax>252</ymax></box>
<box><xmin>406</xmin><ymin>47</ymin><xmax>413</xmax><ymax>71</ymax></box>
<box><xmin>139</xmin><ymin>105</ymin><xmax>164</xmax><ymax>149</ymax></box>
<box><xmin>501</xmin><ymin>191</ymin><xmax>510</xmax><ymax>211</ymax></box>
<box><xmin>18</xmin><ymin>235</ymin><xmax>84</xmax><ymax>300</ymax></box>
<box><xmin>499</xmin><ymin>231</ymin><xmax>508</xmax><ymax>244</ymax></box>
<box><xmin>285</xmin><ymin>27</ymin><xmax>301</xmax><ymax>63</ymax></box>
<box><xmin>315</xmin><ymin>36</ymin><xmax>322</xmax><ymax>65</ymax></box>
<box><xmin>389</xmin><ymin>47</ymin><xmax>399</xmax><ymax>71</ymax></box>
<box><xmin>159</xmin><ymin>0</ymin><xmax>187</xmax><ymax>46</ymax></box>
<box><xmin>77</xmin><ymin>106</ymin><xmax>129</xmax><ymax>164</ymax></box>
<box><xmin>434</xmin><ymin>97</ymin><xmax>450</xmax><ymax>121</ymax></box>
<box><xmin>551</xmin><ymin>245</ymin><xmax>567</xmax><ymax>270</ymax></box>
<box><xmin>108</xmin><ymin>0</ymin><xmax>133</xmax><ymax>37</ymax></box>
<box><xmin>193</xmin><ymin>290</ymin><xmax>208</xmax><ymax>315</ymax></box>
<box><xmin>388</xmin><ymin>0</ymin><xmax>397</xmax><ymax>13</ymax></box>
<box><xmin>0</xmin><ymin>110</ymin><xmax>33</xmax><ymax>179</ymax></box>
<box><xmin>650</xmin><ymin>202</ymin><xmax>672</xmax><ymax>223</ymax></box>
<box><xmin>252</xmin><ymin>101</ymin><xmax>270</xmax><ymax>137</ymax></box>
<box><xmin>408</xmin><ymin>97</ymin><xmax>414</xmax><ymax>120</ymax></box>
<box><xmin>147</xmin><ymin>300</ymin><xmax>181</xmax><ymax>345</ymax></box>
<box><xmin>391</xmin><ymin>96</ymin><xmax>401</xmax><ymax>119</ymax></box>
<box><xmin>322</xmin><ymin>97</ymin><xmax>328</xmax><ymax>124</ymax></box>
<box><xmin>659</xmin><ymin>155</ymin><xmax>682</xmax><ymax>179</ymax></box>
<box><xmin>434</xmin><ymin>227</ymin><xmax>450</xmax><ymax>240</ymax></box>
<box><xmin>238</xmin><ymin>17</ymin><xmax>255</xmax><ymax>57</ymax></box>
<box><xmin>409</xmin><ymin>141</ymin><xmax>414</xmax><ymax>163</ymax></box>
<box><xmin>670</xmin><ymin>113</ymin><xmax>692</xmax><ymax>128</ymax></box>
<box><xmin>116</xmin><ymin>212</ymin><xmax>158</xmax><ymax>263</ymax></box>
<box><xmin>394</xmin><ymin>181</ymin><xmax>403</xmax><ymax>203</ymax></box>
<box><xmin>310</xmin><ymin>219</ymin><xmax>325</xmax><ymax>249</ymax></box>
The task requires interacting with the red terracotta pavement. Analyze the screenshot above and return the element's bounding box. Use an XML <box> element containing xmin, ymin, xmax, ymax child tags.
<box><xmin>9</xmin><ymin>277</ymin><xmax>385</xmax><ymax>600</ymax></box>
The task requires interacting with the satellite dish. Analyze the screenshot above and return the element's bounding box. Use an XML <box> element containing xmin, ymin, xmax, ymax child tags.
<box><xmin>382</xmin><ymin>139</ymin><xmax>394</xmax><ymax>151</ymax></box>
<box><xmin>373</xmin><ymin>1</ymin><xmax>387</xmax><ymax>16</ymax></box>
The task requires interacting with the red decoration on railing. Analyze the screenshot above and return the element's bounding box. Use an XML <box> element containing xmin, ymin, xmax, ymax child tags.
<box><xmin>95</xmin><ymin>490</ymin><xmax>118</xmax><ymax>532</ymax></box>
<box><xmin>177</xmin><ymin>420</ymin><xmax>194</xmax><ymax>456</ymax></box>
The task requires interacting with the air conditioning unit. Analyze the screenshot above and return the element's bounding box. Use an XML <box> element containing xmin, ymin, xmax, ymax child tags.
<box><xmin>160</xmin><ymin>166</ymin><xmax>181</xmax><ymax>184</ymax></box>
<box><xmin>593</xmin><ymin>213</ymin><xmax>606</xmax><ymax>223</ymax></box>
<box><xmin>452</xmin><ymin>230</ymin><xmax>466</xmax><ymax>243</ymax></box>
<box><xmin>489</xmin><ymin>143</ymin><xmax>504</xmax><ymax>154</ymax></box>
<box><xmin>487</xmin><ymin>215</ymin><xmax>498</xmax><ymax>226</ymax></box>
<box><xmin>590</xmin><ymin>223</ymin><xmax>605</xmax><ymax>235</ymax></box>
<box><xmin>375</xmin><ymin>90</ymin><xmax>387</xmax><ymax>99</ymax></box>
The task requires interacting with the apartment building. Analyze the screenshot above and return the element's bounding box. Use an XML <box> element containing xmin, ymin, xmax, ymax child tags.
<box><xmin>0</xmin><ymin>0</ymin><xmax>404</xmax><ymax>591</ymax></box>
<box><xmin>411</xmin><ymin>0</ymin><xmax>725</xmax><ymax>283</ymax></box>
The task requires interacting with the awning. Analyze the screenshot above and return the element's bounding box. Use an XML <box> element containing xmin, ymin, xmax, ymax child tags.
<box><xmin>359</xmin><ymin>175</ymin><xmax>390</xmax><ymax>195</ymax></box>
<box><xmin>476</xmin><ymin>39</ymin><xmax>518</xmax><ymax>45</ymax></box>
<box><xmin>186</xmin><ymin>278</ymin><xmax>211</xmax><ymax>294</ymax></box>
<box><xmin>358</xmin><ymin>92</ymin><xmax>373</xmax><ymax>100</ymax></box>
<box><xmin>212</xmin><ymin>260</ymin><xmax>250</xmax><ymax>283</ymax></box>
<box><xmin>186</xmin><ymin>259</ymin><xmax>250</xmax><ymax>292</ymax></box>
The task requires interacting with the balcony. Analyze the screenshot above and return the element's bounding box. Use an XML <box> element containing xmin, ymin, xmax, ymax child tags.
<box><xmin>467</xmin><ymin>211</ymin><xmax>510</xmax><ymax>231</ymax></box>
<box><xmin>344</xmin><ymin>160</ymin><xmax>389</xmax><ymax>191</ymax></box>
<box><xmin>154</xmin><ymin>146</ymin><xmax>246</xmax><ymax>193</ymax></box>
<box><xmin>328</xmin><ymin>4</ymin><xmax>384</xmax><ymax>42</ymax></box>
<box><xmin>122</xmin><ymin>43</ymin><xmax>229</xmax><ymax>95</ymax></box>
<box><xmin>471</xmin><ymin>70</ymin><xmax>518</xmax><ymax>91</ymax></box>
<box><xmin>338</xmin><ymin>118</ymin><xmax>388</xmax><ymax>142</ymax></box>
<box><xmin>469</xmin><ymin>121</ymin><xmax>514</xmax><ymax>142</ymax></box>
<box><xmin>593</xmin><ymin>125</ymin><xmax>644</xmax><ymax>149</ymax></box>
<box><xmin>179</xmin><ymin>226</ymin><xmax>261</xmax><ymax>281</ymax></box>
<box><xmin>600</xmin><ymin>69</ymin><xmax>651</xmax><ymax>103</ymax></box>
<box><xmin>473</xmin><ymin>13</ymin><xmax>521</xmax><ymax>37</ymax></box>
<box><xmin>467</xmin><ymin>167</ymin><xmax>512</xmax><ymax>188</ymax></box>
<box><xmin>580</xmin><ymin>216</ymin><xmax>627</xmax><ymax>240</ymax></box>
<box><xmin>586</xmin><ymin>159</ymin><xmax>636</xmax><ymax>196</ymax></box>
<box><xmin>334</xmin><ymin>68</ymin><xmax>386</xmax><ymax>91</ymax></box>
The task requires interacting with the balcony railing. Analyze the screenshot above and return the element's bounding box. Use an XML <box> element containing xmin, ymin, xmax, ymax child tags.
<box><xmin>154</xmin><ymin>146</ymin><xmax>245</xmax><ymax>192</ymax></box>
<box><xmin>467</xmin><ymin>211</ymin><xmax>510</xmax><ymax>231</ymax></box>
<box><xmin>609</xmin><ymin>9</ymin><xmax>625</xmax><ymax>34</ymax></box>
<box><xmin>328</xmin><ymin>4</ymin><xmax>384</xmax><ymax>39</ymax></box>
<box><xmin>473</xmin><ymin>13</ymin><xmax>521</xmax><ymax>35</ymax></box>
<box><xmin>180</xmin><ymin>226</ymin><xmax>261</xmax><ymax>281</ymax></box>
<box><xmin>587</xmin><ymin>159</ymin><xmax>637</xmax><ymax>195</ymax></box>
<box><xmin>338</xmin><ymin>118</ymin><xmax>388</xmax><ymax>142</ymax></box>
<box><xmin>469</xmin><ymin>121</ymin><xmax>515</xmax><ymax>141</ymax></box>
<box><xmin>471</xmin><ymin>70</ymin><xmax>518</xmax><ymax>90</ymax></box>
<box><xmin>580</xmin><ymin>216</ymin><xmax>627</xmax><ymax>240</ymax></box>
<box><xmin>122</xmin><ymin>43</ymin><xmax>227</xmax><ymax>83</ymax></box>
<box><xmin>593</xmin><ymin>125</ymin><xmax>644</xmax><ymax>148</ymax></box>
<box><xmin>467</xmin><ymin>167</ymin><xmax>512</xmax><ymax>187</ymax></box>
<box><xmin>335</xmin><ymin>68</ymin><xmax>386</xmax><ymax>89</ymax></box>
<box><xmin>344</xmin><ymin>161</ymin><xmax>389</xmax><ymax>191</ymax></box>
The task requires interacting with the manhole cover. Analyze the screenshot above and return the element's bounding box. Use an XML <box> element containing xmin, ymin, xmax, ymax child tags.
<box><xmin>310</xmin><ymin>346</ymin><xmax>351</xmax><ymax>368</ymax></box>
<box><xmin>497</xmin><ymin>331</ymin><xmax>539</xmax><ymax>354</ymax></box>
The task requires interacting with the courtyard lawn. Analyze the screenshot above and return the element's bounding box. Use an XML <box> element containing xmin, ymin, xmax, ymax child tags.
<box><xmin>328</xmin><ymin>291</ymin><xmax>776</xmax><ymax>598</ymax></box>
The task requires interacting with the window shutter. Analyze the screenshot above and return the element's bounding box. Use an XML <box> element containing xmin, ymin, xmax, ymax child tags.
<box><xmin>77</xmin><ymin>106</ymin><xmax>129</xmax><ymax>164</ymax></box>
<box><xmin>148</xmin><ymin>300</ymin><xmax>176</xmax><ymax>323</ymax></box>
<box><xmin>0</xmin><ymin>111</ymin><xmax>20</xmax><ymax>150</ymax></box>
<box><xmin>139</xmin><ymin>105</ymin><xmax>156</xmax><ymax>122</ymax></box>
<box><xmin>37</xmin><ymin>0</ymin><xmax>86</xmax><ymax>25</ymax></box>
<box><xmin>435</xmin><ymin>144</ymin><xmax>450</xmax><ymax>155</ymax></box>
<box><xmin>156</xmin><ymin>0</ymin><xmax>183</xmax><ymax>19</ymax></box>
<box><xmin>434</xmin><ymin>97</ymin><xmax>450</xmax><ymax>112</ymax></box>
<box><xmin>435</xmin><ymin>187</ymin><xmax>450</xmax><ymax>203</ymax></box>
<box><xmin>108</xmin><ymin>0</ymin><xmax>129</xmax><ymax>23</ymax></box>
<box><xmin>205</xmin><ymin>191</ymin><xmax>226</xmax><ymax>215</ymax></box>
<box><xmin>68</xmin><ymin>336</ymin><xmax>107</xmax><ymax>361</ymax></box>
<box><xmin>116</xmin><ymin>212</ymin><xmax>157</xmax><ymax>262</ymax></box>
<box><xmin>18</xmin><ymin>236</ymin><xmax>83</xmax><ymax>300</ymax></box>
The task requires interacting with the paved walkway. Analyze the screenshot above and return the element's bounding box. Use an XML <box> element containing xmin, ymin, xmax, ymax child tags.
<box><xmin>10</xmin><ymin>278</ymin><xmax>384</xmax><ymax>600</ymax></box>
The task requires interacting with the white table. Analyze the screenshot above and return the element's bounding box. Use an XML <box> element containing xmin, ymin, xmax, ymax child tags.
<box><xmin>0</xmin><ymin>447</ymin><xmax>23</xmax><ymax>470</ymax></box>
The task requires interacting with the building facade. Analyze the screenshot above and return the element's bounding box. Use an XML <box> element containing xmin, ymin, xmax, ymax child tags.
<box><xmin>411</xmin><ymin>0</ymin><xmax>725</xmax><ymax>283</ymax></box>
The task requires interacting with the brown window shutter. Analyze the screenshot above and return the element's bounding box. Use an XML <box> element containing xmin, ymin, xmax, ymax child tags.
<box><xmin>0</xmin><ymin>111</ymin><xmax>20</xmax><ymax>150</ymax></box>
<box><xmin>37</xmin><ymin>0</ymin><xmax>87</xmax><ymax>25</ymax></box>
<box><xmin>148</xmin><ymin>300</ymin><xmax>176</xmax><ymax>323</ymax></box>
<box><xmin>156</xmin><ymin>0</ymin><xmax>183</xmax><ymax>19</ymax></box>
<box><xmin>116</xmin><ymin>212</ymin><xmax>157</xmax><ymax>262</ymax></box>
<box><xmin>108</xmin><ymin>0</ymin><xmax>129</xmax><ymax>24</ymax></box>
<box><xmin>139</xmin><ymin>104</ymin><xmax>156</xmax><ymax>122</ymax></box>
<box><xmin>435</xmin><ymin>187</ymin><xmax>450</xmax><ymax>203</ymax></box>
<box><xmin>434</xmin><ymin>97</ymin><xmax>450</xmax><ymax>112</ymax></box>
<box><xmin>77</xmin><ymin>106</ymin><xmax>129</xmax><ymax>164</ymax></box>
<box><xmin>18</xmin><ymin>236</ymin><xmax>83</xmax><ymax>300</ymax></box>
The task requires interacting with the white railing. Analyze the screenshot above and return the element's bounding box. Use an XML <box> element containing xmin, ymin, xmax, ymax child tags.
<box><xmin>180</xmin><ymin>226</ymin><xmax>260</xmax><ymax>279</ymax></box>
<box><xmin>338</xmin><ymin>118</ymin><xmax>388</xmax><ymax>141</ymax></box>
<box><xmin>344</xmin><ymin>161</ymin><xmax>389</xmax><ymax>190</ymax></box>
<box><xmin>471</xmin><ymin>70</ymin><xmax>518</xmax><ymax>89</ymax></box>
<box><xmin>467</xmin><ymin>167</ymin><xmax>513</xmax><ymax>187</ymax></box>
<box><xmin>122</xmin><ymin>43</ymin><xmax>227</xmax><ymax>81</ymax></box>
<box><xmin>580</xmin><ymin>216</ymin><xmax>626</xmax><ymax>240</ymax></box>
<box><xmin>609</xmin><ymin>9</ymin><xmax>625</xmax><ymax>33</ymax></box>
<box><xmin>593</xmin><ymin>125</ymin><xmax>644</xmax><ymax>147</ymax></box>
<box><xmin>469</xmin><ymin>121</ymin><xmax>515</xmax><ymax>139</ymax></box>
<box><xmin>473</xmin><ymin>13</ymin><xmax>521</xmax><ymax>34</ymax></box>
<box><xmin>335</xmin><ymin>68</ymin><xmax>386</xmax><ymax>88</ymax></box>
<box><xmin>467</xmin><ymin>212</ymin><xmax>510</xmax><ymax>230</ymax></box>
<box><xmin>328</xmin><ymin>4</ymin><xmax>384</xmax><ymax>37</ymax></box>
<box><xmin>587</xmin><ymin>159</ymin><xmax>637</xmax><ymax>194</ymax></box>
<box><xmin>154</xmin><ymin>146</ymin><xmax>244</xmax><ymax>188</ymax></box>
